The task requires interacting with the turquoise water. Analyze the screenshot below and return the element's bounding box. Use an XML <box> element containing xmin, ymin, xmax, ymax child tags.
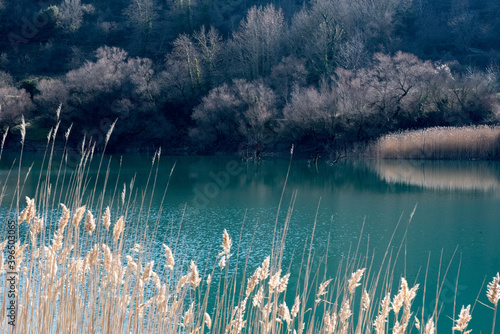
<box><xmin>1</xmin><ymin>154</ymin><xmax>499</xmax><ymax>332</ymax></box>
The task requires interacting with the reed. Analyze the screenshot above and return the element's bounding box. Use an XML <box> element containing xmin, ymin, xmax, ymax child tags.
<box><xmin>0</xmin><ymin>121</ymin><xmax>498</xmax><ymax>333</ymax></box>
<box><xmin>374</xmin><ymin>125</ymin><xmax>500</xmax><ymax>160</ymax></box>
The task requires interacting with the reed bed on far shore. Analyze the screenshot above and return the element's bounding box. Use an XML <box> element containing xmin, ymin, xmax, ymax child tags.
<box><xmin>0</xmin><ymin>118</ymin><xmax>499</xmax><ymax>333</ymax></box>
<box><xmin>374</xmin><ymin>125</ymin><xmax>500</xmax><ymax>160</ymax></box>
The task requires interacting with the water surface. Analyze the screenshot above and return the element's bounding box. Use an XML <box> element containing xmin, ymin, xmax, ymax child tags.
<box><xmin>1</xmin><ymin>154</ymin><xmax>499</xmax><ymax>331</ymax></box>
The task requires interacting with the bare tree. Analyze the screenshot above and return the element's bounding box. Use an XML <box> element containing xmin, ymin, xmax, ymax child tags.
<box><xmin>232</xmin><ymin>4</ymin><xmax>286</xmax><ymax>79</ymax></box>
<box><xmin>336</xmin><ymin>34</ymin><xmax>369</xmax><ymax>71</ymax></box>
<box><xmin>269</xmin><ymin>56</ymin><xmax>308</xmax><ymax>107</ymax></box>
<box><xmin>281</xmin><ymin>81</ymin><xmax>338</xmax><ymax>144</ymax></box>
<box><xmin>163</xmin><ymin>34</ymin><xmax>203</xmax><ymax>105</ymax></box>
<box><xmin>193</xmin><ymin>26</ymin><xmax>223</xmax><ymax>88</ymax></box>
<box><xmin>289</xmin><ymin>0</ymin><xmax>346</xmax><ymax>78</ymax></box>
<box><xmin>124</xmin><ymin>0</ymin><xmax>160</xmax><ymax>52</ymax></box>
<box><xmin>0</xmin><ymin>87</ymin><xmax>34</xmax><ymax>126</ymax></box>
<box><xmin>190</xmin><ymin>79</ymin><xmax>278</xmax><ymax>150</ymax></box>
<box><xmin>57</xmin><ymin>0</ymin><xmax>95</xmax><ymax>32</ymax></box>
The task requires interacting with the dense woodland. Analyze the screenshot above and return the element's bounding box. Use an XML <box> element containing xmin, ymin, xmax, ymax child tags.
<box><xmin>0</xmin><ymin>0</ymin><xmax>499</xmax><ymax>154</ymax></box>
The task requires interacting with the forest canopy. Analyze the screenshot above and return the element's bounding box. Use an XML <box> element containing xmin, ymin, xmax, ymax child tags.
<box><xmin>0</xmin><ymin>0</ymin><xmax>499</xmax><ymax>154</ymax></box>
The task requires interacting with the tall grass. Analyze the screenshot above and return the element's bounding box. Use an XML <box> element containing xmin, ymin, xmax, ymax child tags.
<box><xmin>374</xmin><ymin>125</ymin><xmax>500</xmax><ymax>160</ymax></box>
<box><xmin>0</xmin><ymin>121</ymin><xmax>499</xmax><ymax>333</ymax></box>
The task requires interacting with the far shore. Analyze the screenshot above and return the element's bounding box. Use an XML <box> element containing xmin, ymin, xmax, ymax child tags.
<box><xmin>2</xmin><ymin>125</ymin><xmax>500</xmax><ymax>161</ymax></box>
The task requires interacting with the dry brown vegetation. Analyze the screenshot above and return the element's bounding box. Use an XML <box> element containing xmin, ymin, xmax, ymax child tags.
<box><xmin>0</xmin><ymin>120</ymin><xmax>499</xmax><ymax>333</ymax></box>
<box><xmin>374</xmin><ymin>125</ymin><xmax>500</xmax><ymax>160</ymax></box>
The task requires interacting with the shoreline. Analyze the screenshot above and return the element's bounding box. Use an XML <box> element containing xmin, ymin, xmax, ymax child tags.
<box><xmin>2</xmin><ymin>124</ymin><xmax>500</xmax><ymax>161</ymax></box>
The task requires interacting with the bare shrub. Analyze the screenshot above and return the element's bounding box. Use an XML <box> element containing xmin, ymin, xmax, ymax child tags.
<box><xmin>190</xmin><ymin>79</ymin><xmax>278</xmax><ymax>151</ymax></box>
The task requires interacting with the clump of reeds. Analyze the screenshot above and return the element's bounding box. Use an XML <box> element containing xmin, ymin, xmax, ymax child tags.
<box><xmin>374</xmin><ymin>125</ymin><xmax>500</xmax><ymax>160</ymax></box>
<box><xmin>0</xmin><ymin>117</ymin><xmax>499</xmax><ymax>333</ymax></box>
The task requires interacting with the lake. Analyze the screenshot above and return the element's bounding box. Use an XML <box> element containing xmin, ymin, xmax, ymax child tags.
<box><xmin>1</xmin><ymin>153</ymin><xmax>499</xmax><ymax>332</ymax></box>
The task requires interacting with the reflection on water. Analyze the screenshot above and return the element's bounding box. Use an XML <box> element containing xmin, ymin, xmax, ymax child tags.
<box><xmin>369</xmin><ymin>159</ymin><xmax>500</xmax><ymax>191</ymax></box>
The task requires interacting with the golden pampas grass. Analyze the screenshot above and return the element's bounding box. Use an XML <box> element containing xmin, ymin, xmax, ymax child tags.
<box><xmin>163</xmin><ymin>244</ymin><xmax>175</xmax><ymax>270</ymax></box>
<box><xmin>291</xmin><ymin>295</ymin><xmax>300</xmax><ymax>318</ymax></box>
<box><xmin>31</xmin><ymin>216</ymin><xmax>44</xmax><ymax>235</ymax></box>
<box><xmin>73</xmin><ymin>205</ymin><xmax>86</xmax><ymax>228</ymax></box>
<box><xmin>253</xmin><ymin>285</ymin><xmax>264</xmax><ymax>308</ymax></box>
<box><xmin>189</xmin><ymin>261</ymin><xmax>201</xmax><ymax>288</ymax></box>
<box><xmin>182</xmin><ymin>302</ymin><xmax>195</xmax><ymax>328</ymax></box>
<box><xmin>316</xmin><ymin>278</ymin><xmax>333</xmax><ymax>304</ymax></box>
<box><xmin>102</xmin><ymin>206</ymin><xmax>111</xmax><ymax>230</ymax></box>
<box><xmin>487</xmin><ymin>273</ymin><xmax>500</xmax><ymax>307</ymax></box>
<box><xmin>424</xmin><ymin>319</ymin><xmax>435</xmax><ymax>334</ymax></box>
<box><xmin>260</xmin><ymin>256</ymin><xmax>270</xmax><ymax>280</ymax></box>
<box><xmin>452</xmin><ymin>305</ymin><xmax>472</xmax><ymax>333</ymax></box>
<box><xmin>392</xmin><ymin>290</ymin><xmax>404</xmax><ymax>316</ymax></box>
<box><xmin>113</xmin><ymin>216</ymin><xmax>125</xmax><ymax>241</ymax></box>
<box><xmin>362</xmin><ymin>290</ymin><xmax>370</xmax><ymax>311</ymax></box>
<box><xmin>277</xmin><ymin>273</ymin><xmax>290</xmax><ymax>293</ymax></box>
<box><xmin>142</xmin><ymin>261</ymin><xmax>154</xmax><ymax>283</ymax></box>
<box><xmin>219</xmin><ymin>229</ymin><xmax>232</xmax><ymax>258</ymax></box>
<box><xmin>268</xmin><ymin>269</ymin><xmax>281</xmax><ymax>293</ymax></box>
<box><xmin>84</xmin><ymin>210</ymin><xmax>96</xmax><ymax>235</ymax></box>
<box><xmin>278</xmin><ymin>302</ymin><xmax>291</xmax><ymax>324</ymax></box>
<box><xmin>59</xmin><ymin>203</ymin><xmax>70</xmax><ymax>230</ymax></box>
<box><xmin>206</xmin><ymin>273</ymin><xmax>212</xmax><ymax>286</ymax></box>
<box><xmin>246</xmin><ymin>268</ymin><xmax>261</xmax><ymax>297</ymax></box>
<box><xmin>218</xmin><ymin>255</ymin><xmax>226</xmax><ymax>269</ymax></box>
<box><xmin>324</xmin><ymin>310</ymin><xmax>337</xmax><ymax>334</ymax></box>
<box><xmin>339</xmin><ymin>299</ymin><xmax>352</xmax><ymax>323</ymax></box>
<box><xmin>204</xmin><ymin>312</ymin><xmax>212</xmax><ymax>329</ymax></box>
<box><xmin>347</xmin><ymin>268</ymin><xmax>365</xmax><ymax>294</ymax></box>
<box><xmin>374</xmin><ymin>292</ymin><xmax>392</xmax><ymax>334</ymax></box>
<box><xmin>19</xmin><ymin>196</ymin><xmax>36</xmax><ymax>224</ymax></box>
<box><xmin>228</xmin><ymin>297</ymin><xmax>247</xmax><ymax>334</ymax></box>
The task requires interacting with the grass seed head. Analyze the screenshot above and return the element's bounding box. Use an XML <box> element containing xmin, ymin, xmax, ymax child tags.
<box><xmin>113</xmin><ymin>216</ymin><xmax>125</xmax><ymax>241</ymax></box>
<box><xmin>163</xmin><ymin>244</ymin><xmax>175</xmax><ymax>270</ymax></box>
<box><xmin>260</xmin><ymin>256</ymin><xmax>270</xmax><ymax>280</ymax></box>
<box><xmin>362</xmin><ymin>290</ymin><xmax>370</xmax><ymax>311</ymax></box>
<box><xmin>268</xmin><ymin>269</ymin><xmax>282</xmax><ymax>293</ymax></box>
<box><xmin>348</xmin><ymin>268</ymin><xmax>366</xmax><ymax>294</ymax></box>
<box><xmin>73</xmin><ymin>205</ymin><xmax>86</xmax><ymax>228</ymax></box>
<box><xmin>204</xmin><ymin>312</ymin><xmax>212</xmax><ymax>329</ymax></box>
<box><xmin>19</xmin><ymin>196</ymin><xmax>36</xmax><ymax>224</ymax></box>
<box><xmin>452</xmin><ymin>304</ymin><xmax>472</xmax><ymax>332</ymax></box>
<box><xmin>424</xmin><ymin>319</ymin><xmax>435</xmax><ymax>334</ymax></box>
<box><xmin>278</xmin><ymin>302</ymin><xmax>292</xmax><ymax>324</ymax></box>
<box><xmin>59</xmin><ymin>203</ymin><xmax>70</xmax><ymax>230</ymax></box>
<box><xmin>189</xmin><ymin>261</ymin><xmax>201</xmax><ymax>288</ymax></box>
<box><xmin>324</xmin><ymin>310</ymin><xmax>337</xmax><ymax>334</ymax></box>
<box><xmin>102</xmin><ymin>206</ymin><xmax>111</xmax><ymax>231</ymax></box>
<box><xmin>277</xmin><ymin>273</ymin><xmax>290</xmax><ymax>293</ymax></box>
<box><xmin>84</xmin><ymin>210</ymin><xmax>96</xmax><ymax>235</ymax></box>
<box><xmin>487</xmin><ymin>272</ymin><xmax>500</xmax><ymax>307</ymax></box>
<box><xmin>291</xmin><ymin>295</ymin><xmax>300</xmax><ymax>318</ymax></box>
<box><xmin>246</xmin><ymin>270</ymin><xmax>261</xmax><ymax>297</ymax></box>
<box><xmin>219</xmin><ymin>229</ymin><xmax>232</xmax><ymax>259</ymax></box>
<box><xmin>316</xmin><ymin>278</ymin><xmax>333</xmax><ymax>304</ymax></box>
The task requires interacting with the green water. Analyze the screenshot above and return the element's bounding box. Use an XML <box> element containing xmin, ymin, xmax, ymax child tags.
<box><xmin>1</xmin><ymin>154</ymin><xmax>499</xmax><ymax>332</ymax></box>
